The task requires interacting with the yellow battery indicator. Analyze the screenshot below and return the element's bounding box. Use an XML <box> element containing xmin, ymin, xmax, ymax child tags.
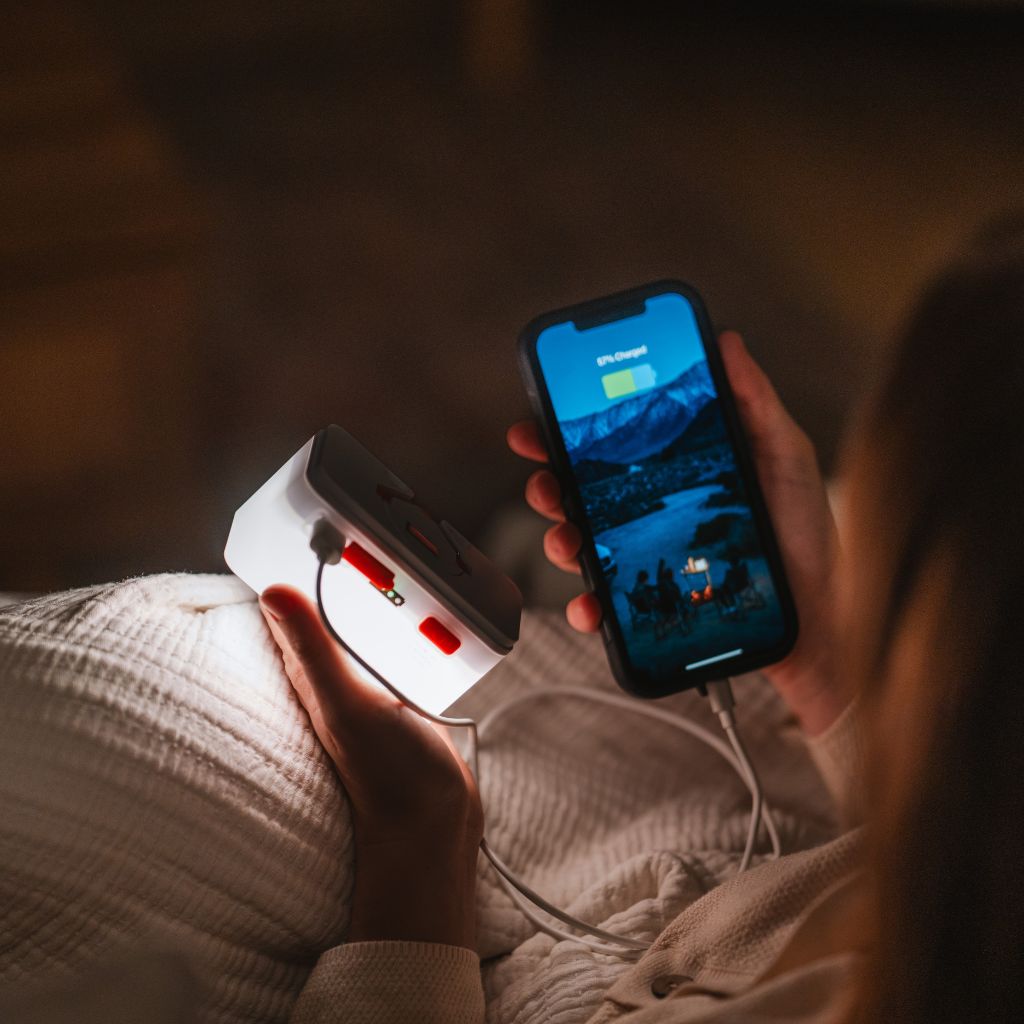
<box><xmin>601</xmin><ymin>363</ymin><xmax>657</xmax><ymax>400</ymax></box>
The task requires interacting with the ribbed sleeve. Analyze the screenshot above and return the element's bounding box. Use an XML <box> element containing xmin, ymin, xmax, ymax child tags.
<box><xmin>288</xmin><ymin>942</ymin><xmax>484</xmax><ymax>1024</ymax></box>
<box><xmin>805</xmin><ymin>700</ymin><xmax>865</xmax><ymax>824</ymax></box>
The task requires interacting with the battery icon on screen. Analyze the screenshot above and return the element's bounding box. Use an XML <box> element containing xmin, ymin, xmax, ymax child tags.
<box><xmin>602</xmin><ymin>363</ymin><xmax>657</xmax><ymax>400</ymax></box>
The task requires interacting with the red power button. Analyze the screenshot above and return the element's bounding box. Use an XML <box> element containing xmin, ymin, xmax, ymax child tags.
<box><xmin>342</xmin><ymin>542</ymin><xmax>395</xmax><ymax>590</ymax></box>
<box><xmin>419</xmin><ymin>617</ymin><xmax>461</xmax><ymax>655</ymax></box>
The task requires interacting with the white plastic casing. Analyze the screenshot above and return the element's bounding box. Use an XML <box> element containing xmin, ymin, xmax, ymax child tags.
<box><xmin>225</xmin><ymin>435</ymin><xmax>521</xmax><ymax>715</ymax></box>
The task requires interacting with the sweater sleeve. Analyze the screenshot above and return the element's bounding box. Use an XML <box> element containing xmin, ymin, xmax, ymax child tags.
<box><xmin>288</xmin><ymin>941</ymin><xmax>485</xmax><ymax>1024</ymax></box>
<box><xmin>805</xmin><ymin>699</ymin><xmax>866</xmax><ymax>825</ymax></box>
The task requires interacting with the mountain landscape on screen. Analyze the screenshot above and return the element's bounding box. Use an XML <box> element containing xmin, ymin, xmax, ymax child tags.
<box><xmin>561</xmin><ymin>361</ymin><xmax>723</xmax><ymax>465</ymax></box>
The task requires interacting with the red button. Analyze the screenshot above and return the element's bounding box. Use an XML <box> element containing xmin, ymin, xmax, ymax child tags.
<box><xmin>419</xmin><ymin>616</ymin><xmax>461</xmax><ymax>655</ymax></box>
<box><xmin>342</xmin><ymin>542</ymin><xmax>395</xmax><ymax>590</ymax></box>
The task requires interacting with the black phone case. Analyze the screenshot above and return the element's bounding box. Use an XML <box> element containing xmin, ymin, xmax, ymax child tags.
<box><xmin>517</xmin><ymin>280</ymin><xmax>798</xmax><ymax>697</ymax></box>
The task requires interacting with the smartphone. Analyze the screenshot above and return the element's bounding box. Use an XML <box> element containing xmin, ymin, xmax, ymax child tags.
<box><xmin>519</xmin><ymin>280</ymin><xmax>797</xmax><ymax>697</ymax></box>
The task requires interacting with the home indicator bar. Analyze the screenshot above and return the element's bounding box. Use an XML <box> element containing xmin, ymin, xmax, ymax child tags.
<box><xmin>685</xmin><ymin>648</ymin><xmax>743</xmax><ymax>671</ymax></box>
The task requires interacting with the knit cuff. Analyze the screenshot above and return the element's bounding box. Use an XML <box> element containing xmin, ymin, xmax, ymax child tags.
<box><xmin>289</xmin><ymin>941</ymin><xmax>485</xmax><ymax>1024</ymax></box>
<box><xmin>806</xmin><ymin>699</ymin><xmax>866</xmax><ymax>825</ymax></box>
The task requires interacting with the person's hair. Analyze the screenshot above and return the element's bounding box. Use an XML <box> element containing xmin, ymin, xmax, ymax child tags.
<box><xmin>847</xmin><ymin>215</ymin><xmax>1024</xmax><ymax>1021</ymax></box>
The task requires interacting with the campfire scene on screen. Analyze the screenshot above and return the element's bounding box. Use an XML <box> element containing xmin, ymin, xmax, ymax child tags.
<box><xmin>563</xmin><ymin>360</ymin><xmax>785</xmax><ymax>675</ymax></box>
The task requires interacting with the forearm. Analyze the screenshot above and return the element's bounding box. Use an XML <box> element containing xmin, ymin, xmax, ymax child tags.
<box><xmin>289</xmin><ymin>834</ymin><xmax>484</xmax><ymax>1022</ymax></box>
<box><xmin>347</xmin><ymin>840</ymin><xmax>479</xmax><ymax>949</ymax></box>
<box><xmin>805</xmin><ymin>698</ymin><xmax>866</xmax><ymax>823</ymax></box>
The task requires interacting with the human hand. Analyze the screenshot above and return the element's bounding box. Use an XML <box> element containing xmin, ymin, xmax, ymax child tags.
<box><xmin>507</xmin><ymin>331</ymin><xmax>846</xmax><ymax>736</ymax></box>
<box><xmin>260</xmin><ymin>585</ymin><xmax>483</xmax><ymax>949</ymax></box>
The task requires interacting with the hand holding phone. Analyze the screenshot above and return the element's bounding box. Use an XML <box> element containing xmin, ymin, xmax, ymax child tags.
<box><xmin>516</xmin><ymin>286</ymin><xmax>845</xmax><ymax>725</ymax></box>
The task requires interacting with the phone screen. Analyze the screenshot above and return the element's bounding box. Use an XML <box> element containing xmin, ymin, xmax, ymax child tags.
<box><xmin>534</xmin><ymin>290</ymin><xmax>789</xmax><ymax>686</ymax></box>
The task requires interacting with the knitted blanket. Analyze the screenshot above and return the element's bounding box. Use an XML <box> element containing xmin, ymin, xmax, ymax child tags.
<box><xmin>0</xmin><ymin>575</ymin><xmax>835</xmax><ymax>1023</ymax></box>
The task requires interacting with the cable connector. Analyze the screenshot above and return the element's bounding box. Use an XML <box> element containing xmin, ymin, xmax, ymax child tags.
<box><xmin>310</xmin><ymin>518</ymin><xmax>346</xmax><ymax>565</ymax></box>
<box><xmin>707</xmin><ymin>678</ymin><xmax>737</xmax><ymax>729</ymax></box>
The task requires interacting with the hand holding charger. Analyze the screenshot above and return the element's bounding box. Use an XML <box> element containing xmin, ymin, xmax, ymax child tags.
<box><xmin>225</xmin><ymin>425</ymin><xmax>523</xmax><ymax>716</ymax></box>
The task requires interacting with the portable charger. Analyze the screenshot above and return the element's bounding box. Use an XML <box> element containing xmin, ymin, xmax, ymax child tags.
<box><xmin>225</xmin><ymin>426</ymin><xmax>523</xmax><ymax>715</ymax></box>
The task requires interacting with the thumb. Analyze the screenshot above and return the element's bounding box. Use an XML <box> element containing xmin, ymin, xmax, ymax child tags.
<box><xmin>260</xmin><ymin>585</ymin><xmax>392</xmax><ymax>734</ymax></box>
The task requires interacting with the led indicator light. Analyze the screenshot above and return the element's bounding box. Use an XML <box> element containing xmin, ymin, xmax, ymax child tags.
<box><xmin>372</xmin><ymin>582</ymin><xmax>405</xmax><ymax>606</ymax></box>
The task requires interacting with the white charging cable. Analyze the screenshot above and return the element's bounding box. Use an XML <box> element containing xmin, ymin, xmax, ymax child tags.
<box><xmin>309</xmin><ymin>528</ymin><xmax>780</xmax><ymax>956</ymax></box>
<box><xmin>475</xmin><ymin>683</ymin><xmax>781</xmax><ymax>955</ymax></box>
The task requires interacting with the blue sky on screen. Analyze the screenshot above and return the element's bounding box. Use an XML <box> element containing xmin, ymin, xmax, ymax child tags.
<box><xmin>537</xmin><ymin>292</ymin><xmax>705</xmax><ymax>421</ymax></box>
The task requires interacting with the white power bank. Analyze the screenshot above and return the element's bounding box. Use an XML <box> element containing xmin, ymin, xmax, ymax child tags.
<box><xmin>225</xmin><ymin>426</ymin><xmax>522</xmax><ymax>714</ymax></box>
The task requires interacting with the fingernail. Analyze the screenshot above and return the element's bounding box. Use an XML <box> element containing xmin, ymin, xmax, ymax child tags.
<box><xmin>260</xmin><ymin>587</ymin><xmax>298</xmax><ymax>622</ymax></box>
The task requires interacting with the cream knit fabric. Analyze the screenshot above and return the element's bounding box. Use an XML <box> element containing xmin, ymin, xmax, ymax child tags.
<box><xmin>0</xmin><ymin>575</ymin><xmax>352</xmax><ymax>1022</ymax></box>
<box><xmin>0</xmin><ymin>574</ymin><xmax>839</xmax><ymax>1023</ymax></box>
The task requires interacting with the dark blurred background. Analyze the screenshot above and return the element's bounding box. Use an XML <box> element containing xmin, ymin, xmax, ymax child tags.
<box><xmin>2</xmin><ymin>0</ymin><xmax>1022</xmax><ymax>595</ymax></box>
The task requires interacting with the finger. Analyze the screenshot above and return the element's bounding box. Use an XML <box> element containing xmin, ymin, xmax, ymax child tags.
<box><xmin>260</xmin><ymin>607</ymin><xmax>348</xmax><ymax>759</ymax></box>
<box><xmin>718</xmin><ymin>331</ymin><xmax>807</xmax><ymax>456</ymax></box>
<box><xmin>506</xmin><ymin>421</ymin><xmax>549</xmax><ymax>463</ymax></box>
<box><xmin>260</xmin><ymin>585</ymin><xmax>392</xmax><ymax>729</ymax></box>
<box><xmin>525</xmin><ymin>469</ymin><xmax>566</xmax><ymax>522</ymax></box>
<box><xmin>566</xmin><ymin>592</ymin><xmax>602</xmax><ymax>633</ymax></box>
<box><xmin>543</xmin><ymin>521</ymin><xmax>583</xmax><ymax>575</ymax></box>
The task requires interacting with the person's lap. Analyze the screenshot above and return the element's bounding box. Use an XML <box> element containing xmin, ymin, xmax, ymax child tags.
<box><xmin>0</xmin><ymin>574</ymin><xmax>835</xmax><ymax>1024</ymax></box>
